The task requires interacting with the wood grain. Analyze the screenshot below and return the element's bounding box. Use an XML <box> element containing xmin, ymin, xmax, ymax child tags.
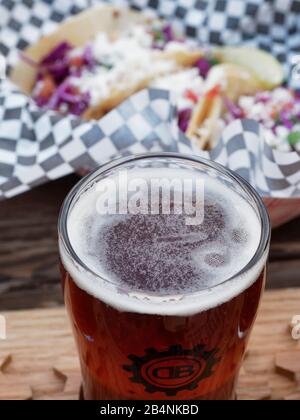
<box><xmin>0</xmin><ymin>176</ymin><xmax>79</xmax><ymax>310</ymax></box>
<box><xmin>0</xmin><ymin>176</ymin><xmax>300</xmax><ymax>311</ymax></box>
<box><xmin>0</xmin><ymin>289</ymin><xmax>299</xmax><ymax>400</ymax></box>
<box><xmin>275</xmin><ymin>351</ymin><xmax>300</xmax><ymax>381</ymax></box>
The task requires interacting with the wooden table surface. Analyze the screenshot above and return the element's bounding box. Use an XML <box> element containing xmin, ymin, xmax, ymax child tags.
<box><xmin>1</xmin><ymin>289</ymin><xmax>300</xmax><ymax>400</ymax></box>
<box><xmin>0</xmin><ymin>175</ymin><xmax>300</xmax><ymax>311</ymax></box>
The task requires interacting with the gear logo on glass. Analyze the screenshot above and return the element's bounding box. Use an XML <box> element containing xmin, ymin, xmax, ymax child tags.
<box><xmin>123</xmin><ymin>345</ymin><xmax>220</xmax><ymax>397</ymax></box>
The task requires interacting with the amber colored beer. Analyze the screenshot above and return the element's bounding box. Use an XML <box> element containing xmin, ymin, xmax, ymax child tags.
<box><xmin>58</xmin><ymin>154</ymin><xmax>270</xmax><ymax>400</ymax></box>
<box><xmin>61</xmin><ymin>266</ymin><xmax>265</xmax><ymax>400</ymax></box>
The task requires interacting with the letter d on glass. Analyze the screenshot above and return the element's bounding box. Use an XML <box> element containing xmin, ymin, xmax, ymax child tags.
<box><xmin>0</xmin><ymin>315</ymin><xmax>6</xmax><ymax>340</ymax></box>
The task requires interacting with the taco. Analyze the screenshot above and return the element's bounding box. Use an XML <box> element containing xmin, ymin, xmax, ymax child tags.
<box><xmin>11</xmin><ymin>5</ymin><xmax>289</xmax><ymax>150</ymax></box>
<box><xmin>11</xmin><ymin>4</ymin><xmax>204</xmax><ymax>120</ymax></box>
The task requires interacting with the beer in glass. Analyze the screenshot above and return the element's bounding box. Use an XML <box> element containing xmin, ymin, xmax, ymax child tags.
<box><xmin>58</xmin><ymin>154</ymin><xmax>270</xmax><ymax>400</ymax></box>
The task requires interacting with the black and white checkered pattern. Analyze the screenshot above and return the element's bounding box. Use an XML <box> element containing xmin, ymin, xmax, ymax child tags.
<box><xmin>1</xmin><ymin>0</ymin><xmax>300</xmax><ymax>79</ymax></box>
<box><xmin>1</xmin><ymin>81</ymin><xmax>300</xmax><ymax>199</ymax></box>
<box><xmin>1</xmin><ymin>0</ymin><xmax>300</xmax><ymax>199</ymax></box>
<box><xmin>178</xmin><ymin>118</ymin><xmax>300</xmax><ymax>197</ymax></box>
<box><xmin>0</xmin><ymin>83</ymin><xmax>178</xmax><ymax>198</ymax></box>
<box><xmin>0</xmin><ymin>0</ymin><xmax>93</xmax><ymax>72</ymax></box>
<box><xmin>102</xmin><ymin>0</ymin><xmax>300</xmax><ymax>87</ymax></box>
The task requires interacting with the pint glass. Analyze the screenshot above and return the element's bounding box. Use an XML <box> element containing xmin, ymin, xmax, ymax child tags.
<box><xmin>58</xmin><ymin>154</ymin><xmax>270</xmax><ymax>400</ymax></box>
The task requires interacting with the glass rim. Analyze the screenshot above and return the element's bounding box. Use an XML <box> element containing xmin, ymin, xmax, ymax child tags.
<box><xmin>58</xmin><ymin>152</ymin><xmax>271</xmax><ymax>298</ymax></box>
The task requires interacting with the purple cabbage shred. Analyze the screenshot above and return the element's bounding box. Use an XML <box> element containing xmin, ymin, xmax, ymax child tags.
<box><xmin>178</xmin><ymin>108</ymin><xmax>192</xmax><ymax>132</ymax></box>
<box><xmin>280</xmin><ymin>111</ymin><xmax>293</xmax><ymax>130</ymax></box>
<box><xmin>41</xmin><ymin>42</ymin><xmax>72</xmax><ymax>65</ymax></box>
<box><xmin>223</xmin><ymin>96</ymin><xmax>244</xmax><ymax>119</ymax></box>
<box><xmin>195</xmin><ymin>58</ymin><xmax>212</xmax><ymax>78</ymax></box>
<box><xmin>69</xmin><ymin>92</ymin><xmax>90</xmax><ymax>116</ymax></box>
<box><xmin>83</xmin><ymin>46</ymin><xmax>96</xmax><ymax>69</ymax></box>
<box><xmin>162</xmin><ymin>24</ymin><xmax>175</xmax><ymax>43</ymax></box>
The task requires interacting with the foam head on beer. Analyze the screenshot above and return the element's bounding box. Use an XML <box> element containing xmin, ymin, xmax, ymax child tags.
<box><xmin>61</xmin><ymin>165</ymin><xmax>265</xmax><ymax>316</ymax></box>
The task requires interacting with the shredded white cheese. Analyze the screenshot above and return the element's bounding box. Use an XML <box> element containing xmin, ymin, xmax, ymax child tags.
<box><xmin>152</xmin><ymin>68</ymin><xmax>204</xmax><ymax>110</ymax></box>
<box><xmin>70</xmin><ymin>25</ymin><xmax>179</xmax><ymax>106</ymax></box>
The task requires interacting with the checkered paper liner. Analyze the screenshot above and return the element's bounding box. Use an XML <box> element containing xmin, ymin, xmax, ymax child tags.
<box><xmin>1</xmin><ymin>0</ymin><xmax>300</xmax><ymax>212</ymax></box>
<box><xmin>2</xmin><ymin>0</ymin><xmax>300</xmax><ymax>83</ymax></box>
<box><xmin>1</xmin><ymin>81</ymin><xmax>300</xmax><ymax>200</ymax></box>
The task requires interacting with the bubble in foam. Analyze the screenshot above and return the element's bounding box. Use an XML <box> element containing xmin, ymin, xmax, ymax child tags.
<box><xmin>204</xmin><ymin>253</ymin><xmax>228</xmax><ymax>268</ymax></box>
<box><xmin>232</xmin><ymin>228</ymin><xmax>249</xmax><ymax>244</ymax></box>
